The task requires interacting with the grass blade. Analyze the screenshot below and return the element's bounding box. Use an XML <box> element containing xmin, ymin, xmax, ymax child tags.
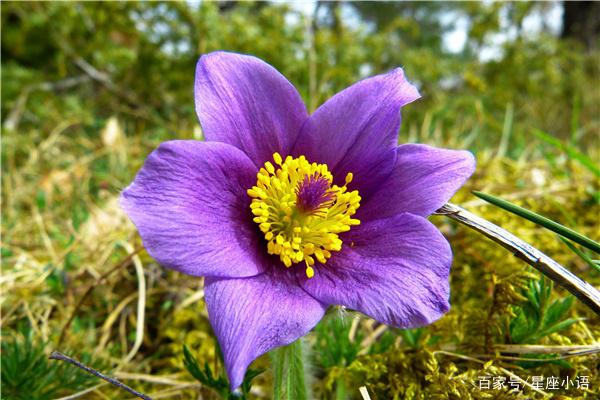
<box><xmin>559</xmin><ymin>237</ymin><xmax>600</xmax><ymax>272</ymax></box>
<box><xmin>533</xmin><ymin>129</ymin><xmax>600</xmax><ymax>177</ymax></box>
<box><xmin>473</xmin><ymin>191</ymin><xmax>600</xmax><ymax>254</ymax></box>
<box><xmin>496</xmin><ymin>103</ymin><xmax>513</xmax><ymax>158</ymax></box>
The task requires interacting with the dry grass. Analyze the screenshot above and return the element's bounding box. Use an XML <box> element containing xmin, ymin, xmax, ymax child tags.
<box><xmin>2</xmin><ymin>114</ymin><xmax>599</xmax><ymax>399</ymax></box>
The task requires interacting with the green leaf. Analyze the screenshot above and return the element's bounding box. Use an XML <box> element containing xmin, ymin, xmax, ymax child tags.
<box><xmin>515</xmin><ymin>353</ymin><xmax>573</xmax><ymax>369</ymax></box>
<box><xmin>369</xmin><ymin>329</ymin><xmax>397</xmax><ymax>354</ymax></box>
<box><xmin>473</xmin><ymin>191</ymin><xmax>600</xmax><ymax>254</ymax></box>
<box><xmin>182</xmin><ymin>345</ymin><xmax>205</xmax><ymax>383</ymax></box>
<box><xmin>45</xmin><ymin>266</ymin><xmax>66</xmax><ymax>296</ymax></box>
<box><xmin>0</xmin><ymin>247</ymin><xmax>13</xmax><ymax>258</ymax></box>
<box><xmin>71</xmin><ymin>203</ymin><xmax>89</xmax><ymax>231</ymax></box>
<box><xmin>543</xmin><ymin>296</ymin><xmax>573</xmax><ymax>328</ymax></box>
<box><xmin>559</xmin><ymin>237</ymin><xmax>600</xmax><ymax>272</ymax></box>
<box><xmin>35</xmin><ymin>190</ymin><xmax>46</xmax><ymax>211</ymax></box>
<box><xmin>533</xmin><ymin>129</ymin><xmax>600</xmax><ymax>177</ymax></box>
<box><xmin>313</xmin><ymin>312</ymin><xmax>362</xmax><ymax>369</ymax></box>
<box><xmin>400</xmin><ymin>327</ymin><xmax>424</xmax><ymax>349</ymax></box>
<box><xmin>509</xmin><ymin>307</ymin><xmax>537</xmax><ymax>343</ymax></box>
<box><xmin>531</xmin><ymin>318</ymin><xmax>582</xmax><ymax>342</ymax></box>
<box><xmin>241</xmin><ymin>368</ymin><xmax>266</xmax><ymax>396</ymax></box>
<box><xmin>182</xmin><ymin>345</ymin><xmax>229</xmax><ymax>398</ymax></box>
<box><xmin>1</xmin><ymin>330</ymin><xmax>98</xmax><ymax>400</ymax></box>
<box><xmin>509</xmin><ymin>279</ymin><xmax>578</xmax><ymax>344</ymax></box>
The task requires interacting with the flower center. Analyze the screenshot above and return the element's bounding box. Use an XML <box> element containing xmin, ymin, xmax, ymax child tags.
<box><xmin>247</xmin><ymin>153</ymin><xmax>361</xmax><ymax>278</ymax></box>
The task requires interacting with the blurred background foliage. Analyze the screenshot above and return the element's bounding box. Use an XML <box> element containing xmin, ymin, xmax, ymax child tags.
<box><xmin>1</xmin><ymin>1</ymin><xmax>599</xmax><ymax>399</ymax></box>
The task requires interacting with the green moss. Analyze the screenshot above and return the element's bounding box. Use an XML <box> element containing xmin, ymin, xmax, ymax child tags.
<box><xmin>2</xmin><ymin>3</ymin><xmax>598</xmax><ymax>398</ymax></box>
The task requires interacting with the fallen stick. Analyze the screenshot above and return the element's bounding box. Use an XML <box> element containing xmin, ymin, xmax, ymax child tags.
<box><xmin>49</xmin><ymin>351</ymin><xmax>152</xmax><ymax>400</ymax></box>
<box><xmin>435</xmin><ymin>203</ymin><xmax>600</xmax><ymax>315</ymax></box>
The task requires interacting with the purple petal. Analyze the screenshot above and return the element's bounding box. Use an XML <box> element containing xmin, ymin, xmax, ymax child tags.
<box><xmin>359</xmin><ymin>144</ymin><xmax>476</xmax><ymax>221</ymax></box>
<box><xmin>205</xmin><ymin>270</ymin><xmax>326</xmax><ymax>390</ymax></box>
<box><xmin>300</xmin><ymin>213</ymin><xmax>451</xmax><ymax>328</ymax></box>
<box><xmin>195</xmin><ymin>51</ymin><xmax>308</xmax><ymax>167</ymax></box>
<box><xmin>120</xmin><ymin>140</ymin><xmax>265</xmax><ymax>278</ymax></box>
<box><xmin>293</xmin><ymin>67</ymin><xmax>420</xmax><ymax>197</ymax></box>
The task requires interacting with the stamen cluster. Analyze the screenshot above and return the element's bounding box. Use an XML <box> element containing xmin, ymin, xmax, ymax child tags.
<box><xmin>247</xmin><ymin>153</ymin><xmax>361</xmax><ymax>278</ymax></box>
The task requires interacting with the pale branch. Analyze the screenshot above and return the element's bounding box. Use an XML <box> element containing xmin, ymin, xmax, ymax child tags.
<box><xmin>435</xmin><ymin>203</ymin><xmax>600</xmax><ymax>315</ymax></box>
<box><xmin>48</xmin><ymin>351</ymin><xmax>152</xmax><ymax>400</ymax></box>
<box><xmin>493</xmin><ymin>344</ymin><xmax>600</xmax><ymax>357</ymax></box>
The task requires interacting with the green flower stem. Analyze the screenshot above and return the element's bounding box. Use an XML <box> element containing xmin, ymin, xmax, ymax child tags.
<box><xmin>271</xmin><ymin>339</ymin><xmax>310</xmax><ymax>400</ymax></box>
<box><xmin>335</xmin><ymin>376</ymin><xmax>347</xmax><ymax>400</ymax></box>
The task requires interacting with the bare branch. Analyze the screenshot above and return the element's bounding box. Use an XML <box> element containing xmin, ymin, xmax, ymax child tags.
<box><xmin>49</xmin><ymin>351</ymin><xmax>152</xmax><ymax>400</ymax></box>
<box><xmin>435</xmin><ymin>203</ymin><xmax>600</xmax><ymax>315</ymax></box>
<box><xmin>493</xmin><ymin>344</ymin><xmax>600</xmax><ymax>357</ymax></box>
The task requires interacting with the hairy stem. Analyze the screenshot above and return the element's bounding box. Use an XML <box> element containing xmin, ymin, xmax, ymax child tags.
<box><xmin>271</xmin><ymin>339</ymin><xmax>309</xmax><ymax>400</ymax></box>
<box><xmin>335</xmin><ymin>376</ymin><xmax>347</xmax><ymax>400</ymax></box>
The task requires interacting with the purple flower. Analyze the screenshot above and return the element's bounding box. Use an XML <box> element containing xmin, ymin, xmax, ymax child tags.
<box><xmin>121</xmin><ymin>51</ymin><xmax>475</xmax><ymax>390</ymax></box>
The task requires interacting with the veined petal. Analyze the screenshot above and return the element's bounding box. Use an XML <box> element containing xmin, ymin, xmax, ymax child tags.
<box><xmin>195</xmin><ymin>51</ymin><xmax>308</xmax><ymax>167</ymax></box>
<box><xmin>300</xmin><ymin>213</ymin><xmax>451</xmax><ymax>328</ymax></box>
<box><xmin>293</xmin><ymin>67</ymin><xmax>420</xmax><ymax>197</ymax></box>
<box><xmin>120</xmin><ymin>141</ymin><xmax>264</xmax><ymax>278</ymax></box>
<box><xmin>205</xmin><ymin>271</ymin><xmax>326</xmax><ymax>390</ymax></box>
<box><xmin>359</xmin><ymin>144</ymin><xmax>476</xmax><ymax>221</ymax></box>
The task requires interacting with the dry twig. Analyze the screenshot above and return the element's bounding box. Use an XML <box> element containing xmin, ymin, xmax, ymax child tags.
<box><xmin>49</xmin><ymin>351</ymin><xmax>152</xmax><ymax>400</ymax></box>
<box><xmin>435</xmin><ymin>203</ymin><xmax>600</xmax><ymax>314</ymax></box>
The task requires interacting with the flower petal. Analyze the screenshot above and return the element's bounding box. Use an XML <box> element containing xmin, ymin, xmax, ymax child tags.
<box><xmin>120</xmin><ymin>140</ymin><xmax>264</xmax><ymax>278</ymax></box>
<box><xmin>300</xmin><ymin>213</ymin><xmax>451</xmax><ymax>328</ymax></box>
<box><xmin>293</xmin><ymin>67</ymin><xmax>420</xmax><ymax>197</ymax></box>
<box><xmin>358</xmin><ymin>144</ymin><xmax>476</xmax><ymax>221</ymax></box>
<box><xmin>195</xmin><ymin>51</ymin><xmax>308</xmax><ymax>167</ymax></box>
<box><xmin>205</xmin><ymin>271</ymin><xmax>326</xmax><ymax>390</ymax></box>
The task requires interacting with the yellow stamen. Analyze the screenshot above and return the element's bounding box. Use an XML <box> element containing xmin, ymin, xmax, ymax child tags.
<box><xmin>247</xmin><ymin>153</ymin><xmax>361</xmax><ymax>278</ymax></box>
